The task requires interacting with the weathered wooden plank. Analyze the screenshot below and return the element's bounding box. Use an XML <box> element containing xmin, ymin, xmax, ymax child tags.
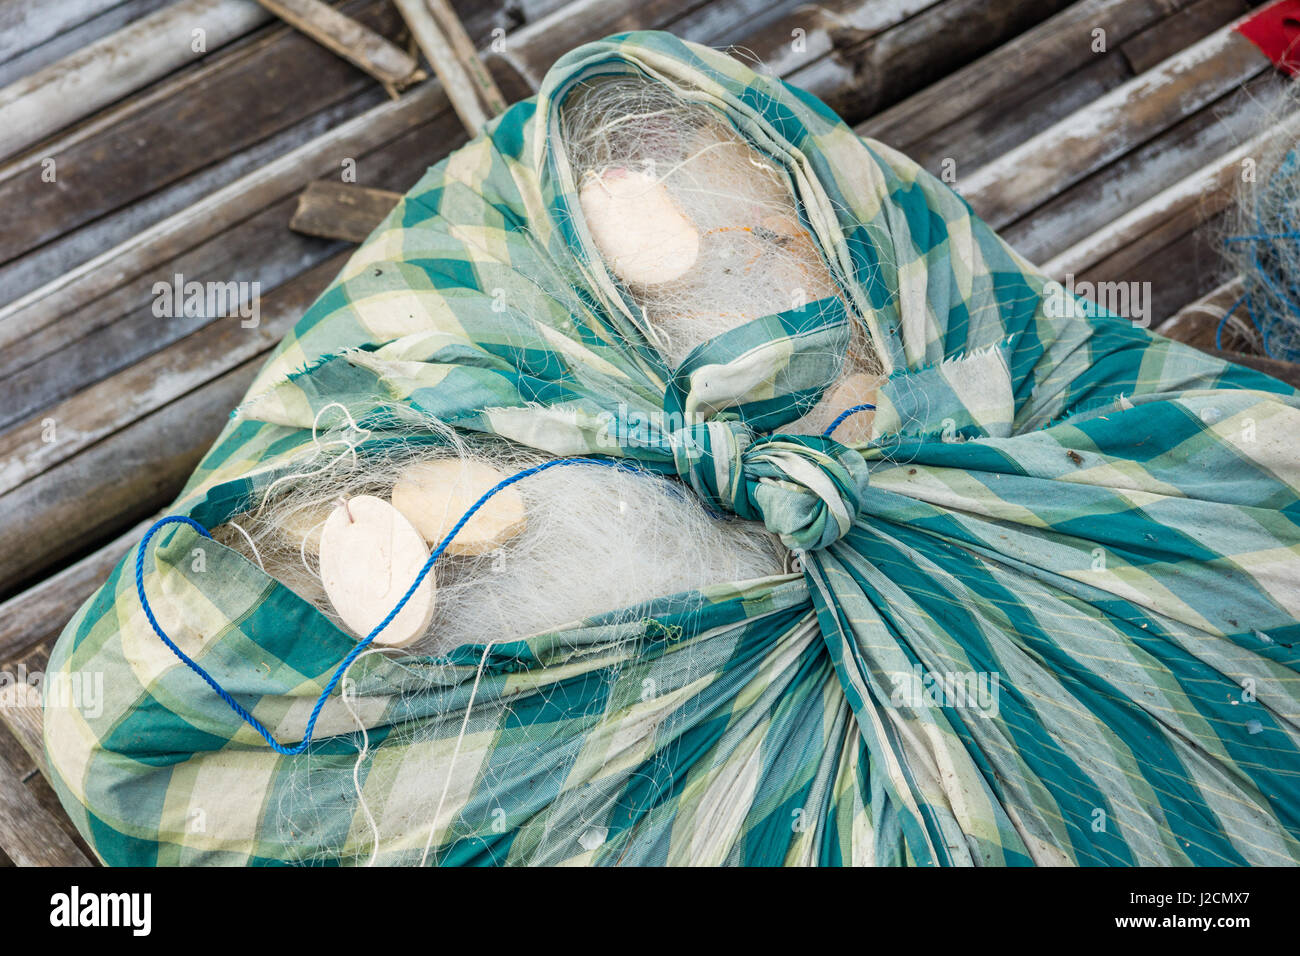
<box><xmin>0</xmin><ymin>195</ymin><xmax>341</xmax><ymax>433</ymax></box>
<box><xmin>255</xmin><ymin>0</ymin><xmax>425</xmax><ymax>91</ymax></box>
<box><xmin>1000</xmin><ymin>70</ymin><xmax>1288</xmax><ymax>264</ymax></box>
<box><xmin>0</xmin><ymin>0</ymin><xmax>174</xmax><ymax>89</ymax></box>
<box><xmin>396</xmin><ymin>0</ymin><xmax>493</xmax><ymax>133</ymax></box>
<box><xmin>860</xmin><ymin>0</ymin><xmax>1183</xmax><ymax>155</ymax></box>
<box><xmin>0</xmin><ymin>647</ymin><xmax>53</xmax><ymax>770</ymax></box>
<box><xmin>0</xmin><ymin>514</ymin><xmax>158</xmax><ymax>666</ymax></box>
<box><xmin>0</xmin><ymin>107</ymin><xmax>460</xmax><ymax>434</ymax></box>
<box><xmin>290</xmin><ymin>181</ymin><xmax>403</xmax><ymax>242</ymax></box>
<box><xmin>0</xmin><ymin>84</ymin><xmax>386</xmax><ymax>307</ymax></box>
<box><xmin>0</xmin><ymin>1</ymin><xmax>526</xmax><ymax>309</ymax></box>
<box><xmin>1039</xmin><ymin>113</ymin><xmax>1300</xmax><ymax>279</ymax></box>
<box><xmin>0</xmin><ymin>80</ymin><xmax>446</xmax><ymax>371</ymax></box>
<box><xmin>0</xmin><ymin>0</ymin><xmax>124</xmax><ymax>65</ymax></box>
<box><xmin>788</xmin><ymin>0</ymin><xmax>1078</xmax><ymax>126</ymax></box>
<box><xmin>426</xmin><ymin>0</ymin><xmax>507</xmax><ymax>114</ymax></box>
<box><xmin>0</xmin><ymin>756</ymin><xmax>92</xmax><ymax>866</ymax></box>
<box><xmin>0</xmin><ymin>253</ymin><xmax>345</xmax><ymax>498</ymax></box>
<box><xmin>0</xmin><ymin>642</ymin><xmax>101</xmax><ymax>860</ymax></box>
<box><xmin>1120</xmin><ymin>0</ymin><xmax>1252</xmax><ymax>74</ymax></box>
<box><xmin>915</xmin><ymin>52</ymin><xmax>1137</xmax><ymax>175</ymax></box>
<box><xmin>1155</xmin><ymin>274</ymin><xmax>1245</xmax><ymax>347</ymax></box>
<box><xmin>1083</xmin><ymin>199</ymin><xmax>1224</xmax><ymax>289</ymax></box>
<box><xmin>958</xmin><ymin>19</ymin><xmax>1269</xmax><ymax>231</ymax></box>
<box><xmin>0</xmin><ymin>250</ymin><xmax>359</xmax><ymax>598</ymax></box>
<box><xmin>490</xmin><ymin>0</ymin><xmax>707</xmax><ymax>89</ymax></box>
<box><xmin>695</xmin><ymin>0</ymin><xmax>942</xmax><ymax>84</ymax></box>
<box><xmin>0</xmin><ymin>0</ymin><xmax>276</xmax><ymax>162</ymax></box>
<box><xmin>0</xmin><ymin>649</ymin><xmax>94</xmax><ymax>865</ymax></box>
<box><xmin>0</xmin><ymin>359</ymin><xmax>261</xmax><ymax>600</ymax></box>
<box><xmin>1082</xmin><ymin>204</ymin><xmax>1232</xmax><ymax>327</ymax></box>
<box><xmin>0</xmin><ymin>0</ymin><xmax>410</xmax><ymax>274</ymax></box>
<box><xmin>666</xmin><ymin>0</ymin><xmax>807</xmax><ymax>50</ymax></box>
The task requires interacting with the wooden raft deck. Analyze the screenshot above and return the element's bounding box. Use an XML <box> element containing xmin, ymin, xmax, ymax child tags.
<box><xmin>1</xmin><ymin>0</ymin><xmax>1297</xmax><ymax>866</ymax></box>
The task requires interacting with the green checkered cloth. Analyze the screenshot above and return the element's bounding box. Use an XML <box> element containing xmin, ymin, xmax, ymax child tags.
<box><xmin>45</xmin><ymin>32</ymin><xmax>1300</xmax><ymax>866</ymax></box>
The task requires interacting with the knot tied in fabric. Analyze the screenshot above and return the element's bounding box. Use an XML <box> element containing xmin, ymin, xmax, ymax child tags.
<box><xmin>669</xmin><ymin>420</ymin><xmax>870</xmax><ymax>551</ymax></box>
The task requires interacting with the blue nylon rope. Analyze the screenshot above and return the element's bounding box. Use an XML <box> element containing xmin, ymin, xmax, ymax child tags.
<box><xmin>822</xmin><ymin>403</ymin><xmax>876</xmax><ymax>437</ymax></box>
<box><xmin>139</xmin><ymin>403</ymin><xmax>875</xmax><ymax>755</ymax></box>
<box><xmin>1215</xmin><ymin>293</ymin><xmax>1255</xmax><ymax>354</ymax></box>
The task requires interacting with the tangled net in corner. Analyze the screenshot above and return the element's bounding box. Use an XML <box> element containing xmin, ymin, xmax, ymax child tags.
<box><xmin>1220</xmin><ymin>87</ymin><xmax>1300</xmax><ymax>362</ymax></box>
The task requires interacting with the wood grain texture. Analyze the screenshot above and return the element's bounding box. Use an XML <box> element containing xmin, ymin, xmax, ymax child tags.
<box><xmin>0</xmin><ymin>361</ymin><xmax>261</xmax><ymax>599</ymax></box>
<box><xmin>1156</xmin><ymin>275</ymin><xmax>1245</xmax><ymax>347</ymax></box>
<box><xmin>0</xmin><ymin>0</ymin><xmax>275</xmax><ymax>162</ymax></box>
<box><xmin>806</xmin><ymin>0</ymin><xmax>1078</xmax><ymax>125</ymax></box>
<box><xmin>255</xmin><ymin>0</ymin><xmax>425</xmax><ymax>89</ymax></box>
<box><xmin>0</xmin><ymin>515</ymin><xmax>160</xmax><ymax>667</ymax></box>
<box><xmin>959</xmin><ymin>21</ymin><xmax>1268</xmax><ymax>230</ymax></box>
<box><xmin>860</xmin><ymin>0</ymin><xmax>1182</xmax><ymax>155</ymax></box>
<box><xmin>0</xmin><ymin>644</ymin><xmax>95</xmax><ymax>865</ymax></box>
<box><xmin>0</xmin><ymin>249</ymin><xmax>354</xmax><ymax>600</ymax></box>
<box><xmin>0</xmin><ymin>0</ymin><xmax>175</xmax><ymax>89</ymax></box>
<box><xmin>1039</xmin><ymin>110</ymin><xmax>1300</xmax><ymax>279</ymax></box>
<box><xmin>396</xmin><ymin>0</ymin><xmax>491</xmax><ymax>133</ymax></box>
<box><xmin>0</xmin><ymin>758</ymin><xmax>92</xmax><ymax>866</ymax></box>
<box><xmin>1000</xmin><ymin>71</ymin><xmax>1289</xmax><ymax>264</ymax></box>
<box><xmin>0</xmin><ymin>0</ymin><xmax>409</xmax><ymax>274</ymax></box>
<box><xmin>290</xmin><ymin>181</ymin><xmax>402</xmax><ymax>241</ymax></box>
<box><xmin>0</xmin><ymin>81</ymin><xmax>449</xmax><ymax>374</ymax></box>
<box><xmin>1120</xmin><ymin>0</ymin><xmax>1251</xmax><ymax>74</ymax></box>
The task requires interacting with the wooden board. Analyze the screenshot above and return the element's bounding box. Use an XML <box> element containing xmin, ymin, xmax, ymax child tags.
<box><xmin>0</xmin><ymin>0</ymin><xmax>276</xmax><ymax>163</ymax></box>
<box><xmin>290</xmin><ymin>181</ymin><xmax>402</xmax><ymax>241</ymax></box>
<box><xmin>0</xmin><ymin>0</ymin><xmax>409</xmax><ymax>287</ymax></box>
<box><xmin>958</xmin><ymin>20</ymin><xmax>1269</xmax><ymax>230</ymax></box>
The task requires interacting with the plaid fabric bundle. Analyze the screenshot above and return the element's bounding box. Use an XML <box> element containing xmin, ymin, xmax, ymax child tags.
<box><xmin>44</xmin><ymin>32</ymin><xmax>1300</xmax><ymax>866</ymax></box>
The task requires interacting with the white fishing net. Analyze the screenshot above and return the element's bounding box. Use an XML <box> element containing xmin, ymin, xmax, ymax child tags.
<box><xmin>211</xmin><ymin>404</ymin><xmax>788</xmax><ymax>658</ymax></box>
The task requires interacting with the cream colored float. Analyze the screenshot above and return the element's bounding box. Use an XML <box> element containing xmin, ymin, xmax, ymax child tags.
<box><xmin>391</xmin><ymin>458</ymin><xmax>527</xmax><ymax>555</ymax></box>
<box><xmin>578</xmin><ymin>166</ymin><xmax>700</xmax><ymax>285</ymax></box>
<box><xmin>318</xmin><ymin>495</ymin><xmax>436</xmax><ymax>647</ymax></box>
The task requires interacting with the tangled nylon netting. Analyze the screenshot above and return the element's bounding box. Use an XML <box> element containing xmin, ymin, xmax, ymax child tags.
<box><xmin>1219</xmin><ymin>83</ymin><xmax>1300</xmax><ymax>361</ymax></box>
<box><xmin>211</xmin><ymin>402</ymin><xmax>790</xmax><ymax>659</ymax></box>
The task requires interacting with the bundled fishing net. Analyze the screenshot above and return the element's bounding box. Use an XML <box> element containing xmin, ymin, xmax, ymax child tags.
<box><xmin>559</xmin><ymin>74</ymin><xmax>881</xmax><ymax>429</ymax></box>
<box><xmin>44</xmin><ymin>32</ymin><xmax>1300</xmax><ymax>867</ymax></box>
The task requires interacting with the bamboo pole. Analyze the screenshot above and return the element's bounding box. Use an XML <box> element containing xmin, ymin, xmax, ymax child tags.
<box><xmin>254</xmin><ymin>0</ymin><xmax>427</xmax><ymax>95</ymax></box>
<box><xmin>393</xmin><ymin>0</ymin><xmax>492</xmax><ymax>135</ymax></box>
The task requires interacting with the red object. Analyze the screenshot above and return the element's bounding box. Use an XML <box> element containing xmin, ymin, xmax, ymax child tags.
<box><xmin>1236</xmin><ymin>0</ymin><xmax>1300</xmax><ymax>76</ymax></box>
